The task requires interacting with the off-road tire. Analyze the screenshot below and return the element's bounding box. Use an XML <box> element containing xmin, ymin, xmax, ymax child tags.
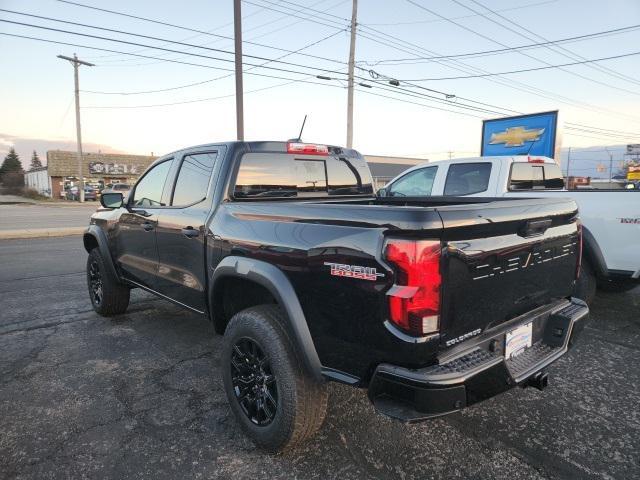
<box><xmin>86</xmin><ymin>247</ymin><xmax>130</xmax><ymax>316</ymax></box>
<box><xmin>574</xmin><ymin>258</ymin><xmax>596</xmax><ymax>304</ymax></box>
<box><xmin>221</xmin><ymin>305</ymin><xmax>328</xmax><ymax>453</ymax></box>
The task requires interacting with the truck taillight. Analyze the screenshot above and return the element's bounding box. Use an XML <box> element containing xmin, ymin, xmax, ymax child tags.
<box><xmin>287</xmin><ymin>142</ymin><xmax>329</xmax><ymax>155</ymax></box>
<box><xmin>527</xmin><ymin>156</ymin><xmax>545</xmax><ymax>163</ymax></box>
<box><xmin>384</xmin><ymin>239</ymin><xmax>441</xmax><ymax>336</ymax></box>
<box><xmin>576</xmin><ymin>219</ymin><xmax>583</xmax><ymax>280</ymax></box>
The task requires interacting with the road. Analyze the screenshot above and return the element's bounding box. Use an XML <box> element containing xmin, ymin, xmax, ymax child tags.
<box><xmin>0</xmin><ymin>203</ymin><xmax>98</xmax><ymax>231</ymax></box>
<box><xmin>0</xmin><ymin>236</ymin><xmax>638</xmax><ymax>479</ymax></box>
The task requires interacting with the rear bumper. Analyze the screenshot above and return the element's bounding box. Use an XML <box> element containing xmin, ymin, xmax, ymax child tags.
<box><xmin>367</xmin><ymin>298</ymin><xmax>588</xmax><ymax>422</ymax></box>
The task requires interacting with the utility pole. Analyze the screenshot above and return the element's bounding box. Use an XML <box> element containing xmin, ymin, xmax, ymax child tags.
<box><xmin>346</xmin><ymin>0</ymin><xmax>358</xmax><ymax>148</ymax></box>
<box><xmin>233</xmin><ymin>0</ymin><xmax>244</xmax><ymax>141</ymax></box>
<box><xmin>608</xmin><ymin>150</ymin><xmax>614</xmax><ymax>185</ymax></box>
<box><xmin>565</xmin><ymin>147</ymin><xmax>572</xmax><ymax>189</ymax></box>
<box><xmin>58</xmin><ymin>54</ymin><xmax>94</xmax><ymax>202</ymax></box>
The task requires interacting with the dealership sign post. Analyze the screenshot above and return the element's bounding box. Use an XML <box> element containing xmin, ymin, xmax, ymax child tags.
<box><xmin>481</xmin><ymin>111</ymin><xmax>560</xmax><ymax>161</ymax></box>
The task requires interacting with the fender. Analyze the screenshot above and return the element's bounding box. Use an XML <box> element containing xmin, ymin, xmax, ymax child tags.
<box><xmin>83</xmin><ymin>225</ymin><xmax>122</xmax><ymax>283</ymax></box>
<box><xmin>211</xmin><ymin>256</ymin><xmax>322</xmax><ymax>381</ymax></box>
<box><xmin>582</xmin><ymin>226</ymin><xmax>607</xmax><ymax>278</ymax></box>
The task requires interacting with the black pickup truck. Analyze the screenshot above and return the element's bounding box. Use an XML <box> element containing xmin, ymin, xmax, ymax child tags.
<box><xmin>84</xmin><ymin>141</ymin><xmax>588</xmax><ymax>451</ymax></box>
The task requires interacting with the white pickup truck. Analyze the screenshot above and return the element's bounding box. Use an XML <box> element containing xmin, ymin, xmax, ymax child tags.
<box><xmin>379</xmin><ymin>155</ymin><xmax>639</xmax><ymax>303</ymax></box>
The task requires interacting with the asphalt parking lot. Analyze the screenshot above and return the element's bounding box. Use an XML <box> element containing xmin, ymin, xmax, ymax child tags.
<box><xmin>1</xmin><ymin>236</ymin><xmax>638</xmax><ymax>480</ymax></box>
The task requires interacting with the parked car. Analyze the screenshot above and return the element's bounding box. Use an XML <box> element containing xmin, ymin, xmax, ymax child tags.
<box><xmin>380</xmin><ymin>155</ymin><xmax>640</xmax><ymax>303</ymax></box>
<box><xmin>101</xmin><ymin>183</ymin><xmax>131</xmax><ymax>200</ymax></box>
<box><xmin>84</xmin><ymin>142</ymin><xmax>587</xmax><ymax>451</ymax></box>
<box><xmin>66</xmin><ymin>185</ymin><xmax>97</xmax><ymax>201</ymax></box>
<box><xmin>83</xmin><ymin>186</ymin><xmax>97</xmax><ymax>201</ymax></box>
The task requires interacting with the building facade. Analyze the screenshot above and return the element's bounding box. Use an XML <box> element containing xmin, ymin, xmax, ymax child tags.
<box><xmin>24</xmin><ymin>151</ymin><xmax>157</xmax><ymax>198</ymax></box>
<box><xmin>364</xmin><ymin>155</ymin><xmax>427</xmax><ymax>190</ymax></box>
<box><xmin>24</xmin><ymin>167</ymin><xmax>52</xmax><ymax>196</ymax></box>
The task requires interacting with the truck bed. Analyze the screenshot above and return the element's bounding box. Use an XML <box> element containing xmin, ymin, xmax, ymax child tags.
<box><xmin>213</xmin><ymin>195</ymin><xmax>580</xmax><ymax>379</ymax></box>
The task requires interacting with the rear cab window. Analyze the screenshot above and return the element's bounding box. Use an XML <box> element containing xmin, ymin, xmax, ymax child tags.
<box><xmin>388</xmin><ymin>166</ymin><xmax>437</xmax><ymax>197</ymax></box>
<box><xmin>444</xmin><ymin>162</ymin><xmax>492</xmax><ymax>195</ymax></box>
<box><xmin>509</xmin><ymin>162</ymin><xmax>564</xmax><ymax>190</ymax></box>
<box><xmin>233</xmin><ymin>152</ymin><xmax>373</xmax><ymax>198</ymax></box>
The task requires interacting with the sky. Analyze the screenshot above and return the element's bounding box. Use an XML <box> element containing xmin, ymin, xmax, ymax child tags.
<box><xmin>1</xmin><ymin>0</ymin><xmax>640</xmax><ymax>175</ymax></box>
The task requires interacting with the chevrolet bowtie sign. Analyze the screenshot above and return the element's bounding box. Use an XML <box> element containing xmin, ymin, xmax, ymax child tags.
<box><xmin>489</xmin><ymin>126</ymin><xmax>546</xmax><ymax>147</ymax></box>
<box><xmin>481</xmin><ymin>111</ymin><xmax>558</xmax><ymax>159</ymax></box>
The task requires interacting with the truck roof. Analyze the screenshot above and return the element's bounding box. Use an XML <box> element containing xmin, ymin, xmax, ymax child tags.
<box><xmin>392</xmin><ymin>155</ymin><xmax>557</xmax><ymax>177</ymax></box>
<box><xmin>157</xmin><ymin>141</ymin><xmax>364</xmax><ymax>160</ymax></box>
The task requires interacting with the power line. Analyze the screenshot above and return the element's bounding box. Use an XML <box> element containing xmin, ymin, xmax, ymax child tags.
<box><xmin>92</xmin><ymin>0</ymin><xmax>349</xmax><ymax>66</ymax></box>
<box><xmin>0</xmin><ymin>31</ymin><xmax>484</xmax><ymax>115</ymax></box>
<box><xmin>409</xmin><ymin>0</ymin><xmax>640</xmax><ymax>99</ymax></box>
<box><xmin>0</xmin><ymin>12</ymin><xmax>349</xmax><ymax>76</ymax></box>
<box><xmin>0</xmin><ymin>18</ymin><xmax>353</xmax><ymax>80</ymax></box>
<box><xmin>51</xmin><ymin>0</ymin><xmax>348</xmax><ymax>66</ymax></box>
<box><xmin>85</xmin><ymin>78</ymin><xmax>320</xmax><ymax>109</ymax></box>
<box><xmin>566</xmin><ymin>124</ymin><xmax>640</xmax><ymax>136</ymax></box>
<box><xmin>240</xmin><ymin>0</ymin><xmax>640</xmax><ymax>131</ymax></box>
<box><xmin>365</xmin><ymin>0</ymin><xmax>557</xmax><ymax>26</ymax></box>
<box><xmin>251</xmin><ymin>0</ymin><xmax>640</xmax><ymax>125</ymax></box>
<box><xmin>81</xmin><ymin>29</ymin><xmax>347</xmax><ymax>95</ymax></box>
<box><xmin>7</xmin><ymin>4</ymin><xmax>638</xmax><ymax>142</ymax></box>
<box><xmin>360</xmin><ymin>24</ymin><xmax>640</xmax><ymax>65</ymax></box>
<box><xmin>381</xmin><ymin>1</ymin><xmax>640</xmax><ymax>124</ymax></box>
<box><xmin>394</xmin><ymin>50</ymin><xmax>640</xmax><ymax>82</ymax></box>
<box><xmin>0</xmin><ymin>31</ymin><xmax>342</xmax><ymax>86</ymax></box>
<box><xmin>466</xmin><ymin>0</ymin><xmax>640</xmax><ymax>88</ymax></box>
<box><xmin>82</xmin><ymin>0</ymin><xmax>269</xmax><ymax>60</ymax></box>
<box><xmin>2</xmin><ymin>13</ymin><xmax>490</xmax><ymax>114</ymax></box>
<box><xmin>448</xmin><ymin>0</ymin><xmax>640</xmax><ymax>95</ymax></box>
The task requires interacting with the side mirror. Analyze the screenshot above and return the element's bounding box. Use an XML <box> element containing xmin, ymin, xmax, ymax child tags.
<box><xmin>100</xmin><ymin>192</ymin><xmax>124</xmax><ymax>209</ymax></box>
<box><xmin>377</xmin><ymin>187</ymin><xmax>387</xmax><ymax>197</ymax></box>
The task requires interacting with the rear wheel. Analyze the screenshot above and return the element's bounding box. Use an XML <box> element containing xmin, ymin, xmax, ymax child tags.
<box><xmin>221</xmin><ymin>305</ymin><xmax>328</xmax><ymax>452</ymax></box>
<box><xmin>86</xmin><ymin>248</ymin><xmax>130</xmax><ymax>316</ymax></box>
<box><xmin>573</xmin><ymin>258</ymin><xmax>596</xmax><ymax>304</ymax></box>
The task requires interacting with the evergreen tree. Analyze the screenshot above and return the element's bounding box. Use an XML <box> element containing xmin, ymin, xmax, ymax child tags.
<box><xmin>0</xmin><ymin>148</ymin><xmax>23</xmax><ymax>181</ymax></box>
<box><xmin>29</xmin><ymin>150</ymin><xmax>43</xmax><ymax>170</ymax></box>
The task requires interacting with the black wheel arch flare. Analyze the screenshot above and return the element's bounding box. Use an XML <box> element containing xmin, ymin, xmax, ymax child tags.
<box><xmin>210</xmin><ymin>256</ymin><xmax>323</xmax><ymax>382</ymax></box>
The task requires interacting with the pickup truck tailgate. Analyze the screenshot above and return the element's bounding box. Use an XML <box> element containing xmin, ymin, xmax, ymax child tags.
<box><xmin>437</xmin><ymin>198</ymin><xmax>580</xmax><ymax>347</ymax></box>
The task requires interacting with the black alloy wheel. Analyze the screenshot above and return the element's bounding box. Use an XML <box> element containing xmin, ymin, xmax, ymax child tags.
<box><xmin>88</xmin><ymin>259</ymin><xmax>103</xmax><ymax>307</ymax></box>
<box><xmin>230</xmin><ymin>337</ymin><xmax>278</xmax><ymax>426</ymax></box>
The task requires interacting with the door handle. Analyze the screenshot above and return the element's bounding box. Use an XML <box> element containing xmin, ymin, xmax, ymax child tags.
<box><xmin>181</xmin><ymin>226</ymin><xmax>199</xmax><ymax>238</ymax></box>
<box><xmin>142</xmin><ymin>222</ymin><xmax>155</xmax><ymax>231</ymax></box>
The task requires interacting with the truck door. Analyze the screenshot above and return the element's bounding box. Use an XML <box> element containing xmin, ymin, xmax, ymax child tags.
<box><xmin>154</xmin><ymin>151</ymin><xmax>219</xmax><ymax>312</ymax></box>
<box><xmin>116</xmin><ymin>158</ymin><xmax>173</xmax><ymax>288</ymax></box>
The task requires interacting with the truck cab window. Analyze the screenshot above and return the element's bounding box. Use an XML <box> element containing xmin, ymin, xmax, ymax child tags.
<box><xmin>388</xmin><ymin>167</ymin><xmax>437</xmax><ymax>197</ymax></box>
<box><xmin>543</xmin><ymin>164</ymin><xmax>565</xmax><ymax>189</ymax></box>
<box><xmin>444</xmin><ymin>163</ymin><xmax>492</xmax><ymax>195</ymax></box>
<box><xmin>172</xmin><ymin>152</ymin><xmax>217</xmax><ymax>206</ymax></box>
<box><xmin>234</xmin><ymin>153</ymin><xmax>327</xmax><ymax>198</ymax></box>
<box><xmin>131</xmin><ymin>160</ymin><xmax>172</xmax><ymax>207</ymax></box>
<box><xmin>326</xmin><ymin>157</ymin><xmax>374</xmax><ymax>195</ymax></box>
<box><xmin>509</xmin><ymin>162</ymin><xmax>564</xmax><ymax>190</ymax></box>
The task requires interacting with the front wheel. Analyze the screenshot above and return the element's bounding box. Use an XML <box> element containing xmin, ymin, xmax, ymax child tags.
<box><xmin>221</xmin><ymin>305</ymin><xmax>328</xmax><ymax>452</ymax></box>
<box><xmin>86</xmin><ymin>248</ymin><xmax>130</xmax><ymax>316</ymax></box>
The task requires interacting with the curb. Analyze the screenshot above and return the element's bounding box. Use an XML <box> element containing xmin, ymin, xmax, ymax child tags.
<box><xmin>0</xmin><ymin>227</ymin><xmax>85</xmax><ymax>240</ymax></box>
